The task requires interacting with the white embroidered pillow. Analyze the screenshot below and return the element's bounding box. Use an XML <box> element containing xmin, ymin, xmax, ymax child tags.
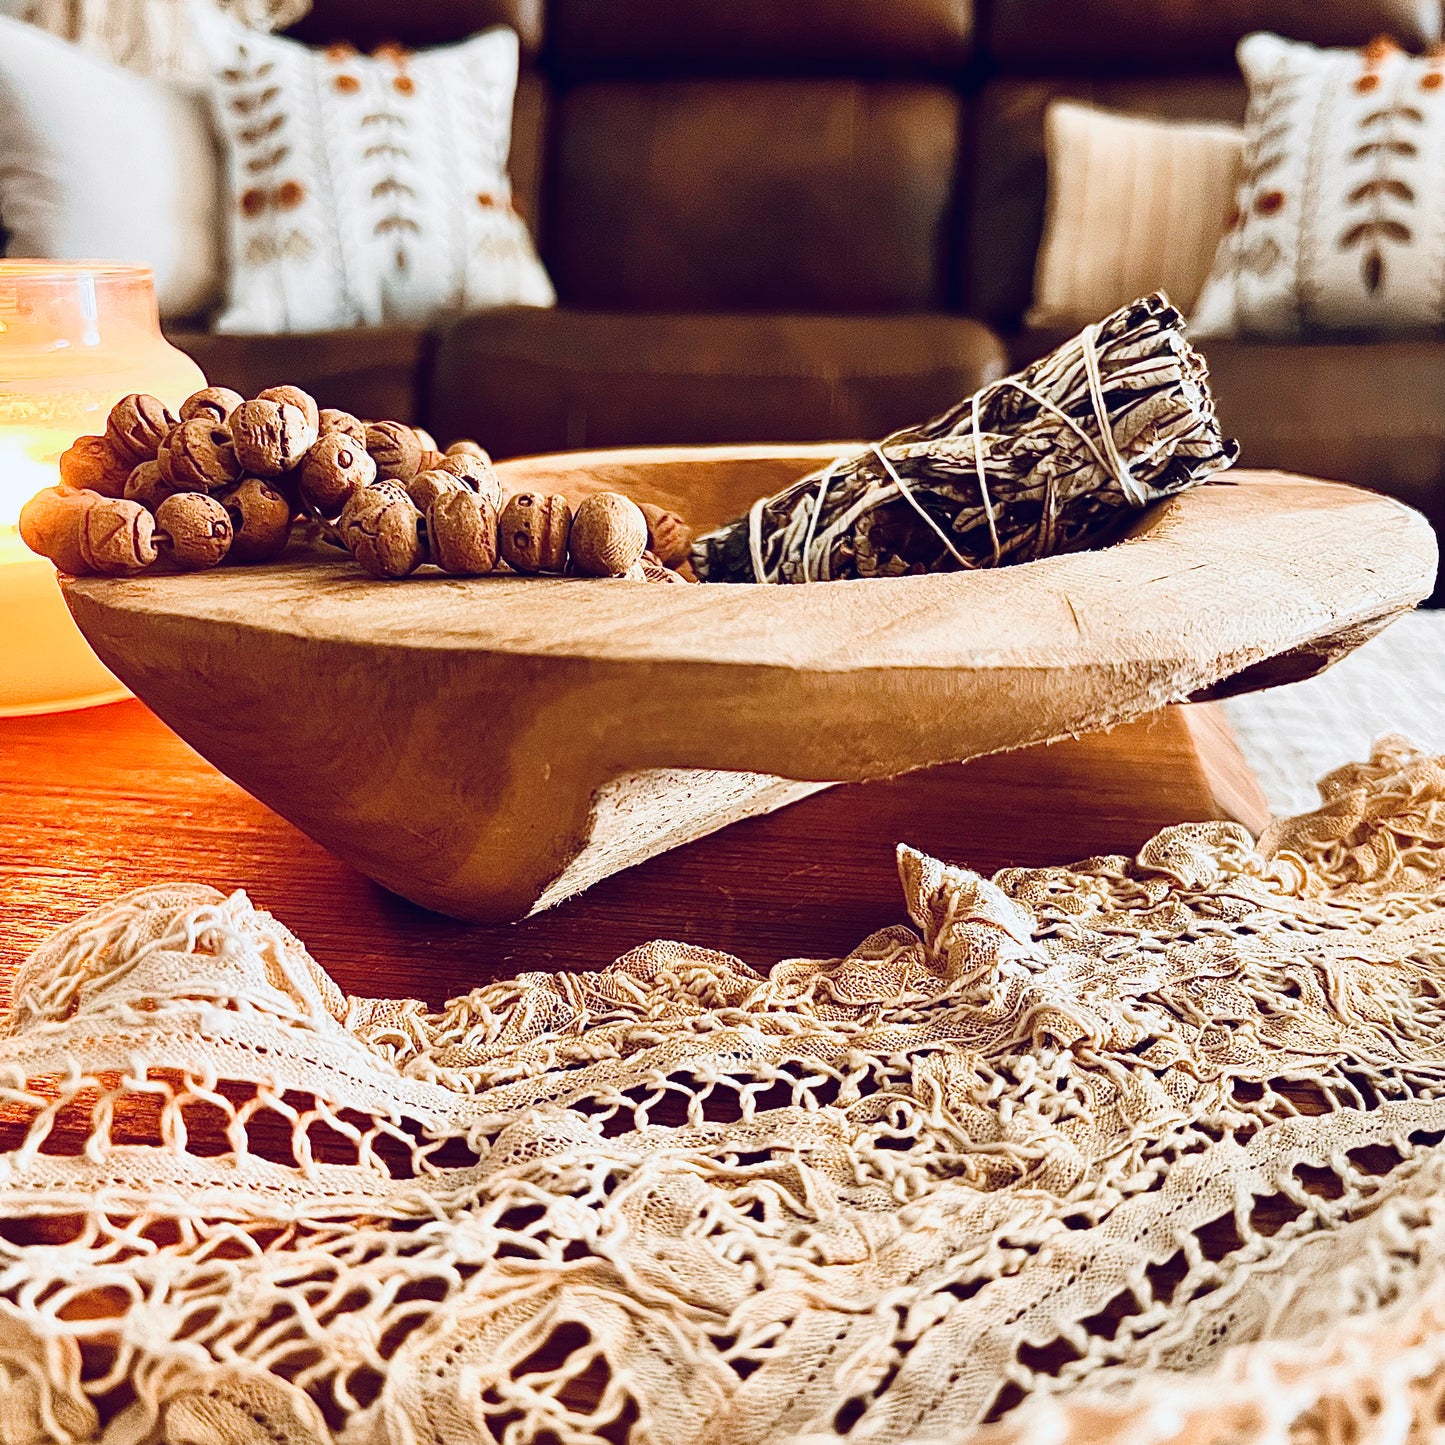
<box><xmin>196</xmin><ymin>14</ymin><xmax>555</xmax><ymax>334</ymax></box>
<box><xmin>1030</xmin><ymin>102</ymin><xmax>1244</xmax><ymax>330</ymax></box>
<box><xmin>1193</xmin><ymin>32</ymin><xmax>1445</xmax><ymax>339</ymax></box>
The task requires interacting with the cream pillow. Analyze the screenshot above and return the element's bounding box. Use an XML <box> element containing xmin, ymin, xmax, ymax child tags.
<box><xmin>1193</xmin><ymin>33</ymin><xmax>1445</xmax><ymax>339</ymax></box>
<box><xmin>0</xmin><ymin>16</ymin><xmax>222</xmax><ymax>319</ymax></box>
<box><xmin>1029</xmin><ymin>102</ymin><xmax>1244</xmax><ymax>329</ymax></box>
<box><xmin>195</xmin><ymin>13</ymin><xmax>556</xmax><ymax>334</ymax></box>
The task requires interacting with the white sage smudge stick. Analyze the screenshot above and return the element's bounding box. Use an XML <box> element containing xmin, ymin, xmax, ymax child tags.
<box><xmin>691</xmin><ymin>292</ymin><xmax>1239</xmax><ymax>584</ymax></box>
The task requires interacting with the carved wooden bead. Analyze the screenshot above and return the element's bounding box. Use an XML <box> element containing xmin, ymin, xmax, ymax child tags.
<box><xmin>124</xmin><ymin>461</ymin><xmax>179</xmax><ymax>513</ymax></box>
<box><xmin>365</xmin><ymin>421</ymin><xmax>424</xmax><ymax>484</ymax></box>
<box><xmin>639</xmin><ymin>503</ymin><xmax>693</xmax><ymax>569</ymax></box>
<box><xmin>163</xmin><ymin>417</ymin><xmax>244</xmax><ymax>492</ymax></box>
<box><xmin>79</xmin><ymin>497</ymin><xmax>157</xmax><ymax>575</ymax></box>
<box><xmin>106</xmin><ymin>393</ymin><xmax>176</xmax><ymax>465</ymax></box>
<box><xmin>568</xmin><ymin>492</ymin><xmax>648</xmax><ymax>577</ymax></box>
<box><xmin>317</xmin><ymin>408</ymin><xmax>367</xmax><ymax>446</ymax></box>
<box><xmin>18</xmin><ymin>486</ymin><xmax>94</xmax><ymax>574</ymax></box>
<box><xmin>58</xmin><ymin>435</ymin><xmax>131</xmax><ymax>498</ymax></box>
<box><xmin>219</xmin><ymin>478</ymin><xmax>293</xmax><ymax>562</ymax></box>
<box><xmin>299</xmin><ymin>433</ymin><xmax>377</xmax><ymax>515</ymax></box>
<box><xmin>155</xmin><ymin>491</ymin><xmax>233</xmax><ymax>570</ymax></box>
<box><xmin>446</xmin><ymin>439</ymin><xmax>489</xmax><ymax>463</ymax></box>
<box><xmin>231</xmin><ymin>398</ymin><xmax>316</xmax><ymax>476</ymax></box>
<box><xmin>436</xmin><ymin>453</ymin><xmax>502</xmax><ymax>511</ymax></box>
<box><xmin>407</xmin><ymin>469</ymin><xmax>466</xmax><ymax>514</ymax></box>
<box><xmin>418</xmin><ymin>449</ymin><xmax>448</xmax><ymax>475</ymax></box>
<box><xmin>500</xmin><ymin>491</ymin><xmax>571</xmax><ymax>574</ymax></box>
<box><xmin>256</xmin><ymin>385</ymin><xmax>319</xmax><ymax>432</ymax></box>
<box><xmin>428</xmin><ymin>489</ymin><xmax>499</xmax><ymax>575</ymax></box>
<box><xmin>339</xmin><ymin>482</ymin><xmax>424</xmax><ymax>578</ymax></box>
<box><xmin>412</xmin><ymin>425</ymin><xmax>439</xmax><ymax>453</ymax></box>
<box><xmin>179</xmin><ymin>387</ymin><xmax>244</xmax><ymax>425</ymax></box>
<box><xmin>434</xmin><ymin>453</ymin><xmax>485</xmax><ymax>485</ymax></box>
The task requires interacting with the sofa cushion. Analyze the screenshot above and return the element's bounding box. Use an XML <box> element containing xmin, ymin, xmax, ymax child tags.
<box><xmin>1200</xmin><ymin>340</ymin><xmax>1445</xmax><ymax>500</ymax></box>
<box><xmin>548</xmin><ymin>80</ymin><xmax>960</xmax><ymax>312</ymax></box>
<box><xmin>1205</xmin><ymin>337</ymin><xmax>1445</xmax><ymax>602</ymax></box>
<box><xmin>165</xmin><ymin>326</ymin><xmax>431</xmax><ymax>424</ymax></box>
<box><xmin>986</xmin><ymin>0</ymin><xmax>1440</xmax><ymax>69</ymax></box>
<box><xmin>549</xmin><ymin>0</ymin><xmax>973</xmax><ymax>78</ymax></box>
<box><xmin>427</xmin><ymin>310</ymin><xmax>1008</xmax><ymax>458</ymax></box>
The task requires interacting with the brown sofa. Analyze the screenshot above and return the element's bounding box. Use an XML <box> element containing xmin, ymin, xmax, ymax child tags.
<box><xmin>168</xmin><ymin>0</ymin><xmax>1445</xmax><ymax>558</ymax></box>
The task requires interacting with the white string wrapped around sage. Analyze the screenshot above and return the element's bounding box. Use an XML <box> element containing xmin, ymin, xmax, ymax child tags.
<box><xmin>691</xmin><ymin>292</ymin><xmax>1239</xmax><ymax>583</ymax></box>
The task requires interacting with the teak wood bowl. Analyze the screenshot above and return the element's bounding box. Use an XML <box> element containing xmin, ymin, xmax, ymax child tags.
<box><xmin>62</xmin><ymin>448</ymin><xmax>1436</xmax><ymax>922</ymax></box>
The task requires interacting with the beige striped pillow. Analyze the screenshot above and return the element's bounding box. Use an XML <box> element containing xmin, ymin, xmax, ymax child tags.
<box><xmin>1029</xmin><ymin>102</ymin><xmax>1244</xmax><ymax>329</ymax></box>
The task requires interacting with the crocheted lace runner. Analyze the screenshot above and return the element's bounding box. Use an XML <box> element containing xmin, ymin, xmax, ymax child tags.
<box><xmin>8</xmin><ymin>738</ymin><xmax>1445</xmax><ymax>1444</ymax></box>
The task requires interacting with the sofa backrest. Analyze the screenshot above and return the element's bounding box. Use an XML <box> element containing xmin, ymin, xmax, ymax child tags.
<box><xmin>289</xmin><ymin>0</ymin><xmax>1445</xmax><ymax>325</ymax></box>
<box><xmin>539</xmin><ymin>2</ymin><xmax>971</xmax><ymax>312</ymax></box>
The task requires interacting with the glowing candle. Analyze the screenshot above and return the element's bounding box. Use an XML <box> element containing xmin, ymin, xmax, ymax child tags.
<box><xmin>0</xmin><ymin>262</ymin><xmax>205</xmax><ymax>715</ymax></box>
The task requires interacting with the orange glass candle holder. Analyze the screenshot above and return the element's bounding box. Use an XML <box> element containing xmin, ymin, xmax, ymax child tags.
<box><xmin>0</xmin><ymin>261</ymin><xmax>205</xmax><ymax>716</ymax></box>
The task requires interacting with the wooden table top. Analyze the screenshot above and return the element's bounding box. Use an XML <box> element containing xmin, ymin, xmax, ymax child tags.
<box><xmin>0</xmin><ymin>699</ymin><xmax>1263</xmax><ymax>1008</ymax></box>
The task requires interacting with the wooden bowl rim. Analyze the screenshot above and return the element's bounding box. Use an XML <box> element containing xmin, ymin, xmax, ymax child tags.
<box><xmin>62</xmin><ymin>458</ymin><xmax>1432</xmax><ymax>680</ymax></box>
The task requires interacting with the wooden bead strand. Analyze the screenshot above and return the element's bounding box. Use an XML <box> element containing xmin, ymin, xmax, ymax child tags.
<box><xmin>19</xmin><ymin>382</ymin><xmax>694</xmax><ymax>586</ymax></box>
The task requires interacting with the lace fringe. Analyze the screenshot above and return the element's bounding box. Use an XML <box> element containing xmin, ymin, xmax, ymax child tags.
<box><xmin>4</xmin><ymin>738</ymin><xmax>1445</xmax><ymax>1442</ymax></box>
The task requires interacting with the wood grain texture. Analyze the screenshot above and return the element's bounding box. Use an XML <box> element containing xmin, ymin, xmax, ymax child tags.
<box><xmin>1178</xmin><ymin>700</ymin><xmax>1273</xmax><ymax>835</ymax></box>
<box><xmin>61</xmin><ymin>452</ymin><xmax>1426</xmax><ymax>921</ymax></box>
<box><xmin>1</xmin><ymin>699</ymin><xmax>1270</xmax><ymax>1008</ymax></box>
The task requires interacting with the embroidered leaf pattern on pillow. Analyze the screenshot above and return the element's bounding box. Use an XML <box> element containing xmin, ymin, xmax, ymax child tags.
<box><xmin>227</xmin><ymin>52</ymin><xmax>312</xmax><ymax>267</ymax></box>
<box><xmin>1337</xmin><ymin>45</ymin><xmax>1422</xmax><ymax>293</ymax></box>
<box><xmin>365</xmin><ymin>46</ymin><xmax>422</xmax><ymax>274</ymax></box>
<box><xmin>1234</xmin><ymin>65</ymin><xmax>1294</xmax><ymax>279</ymax></box>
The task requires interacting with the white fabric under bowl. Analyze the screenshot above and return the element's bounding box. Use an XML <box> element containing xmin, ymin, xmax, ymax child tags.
<box><xmin>1222</xmin><ymin>611</ymin><xmax>1445</xmax><ymax>818</ymax></box>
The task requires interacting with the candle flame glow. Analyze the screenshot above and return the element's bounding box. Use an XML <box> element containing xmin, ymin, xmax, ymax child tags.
<box><xmin>0</xmin><ymin>431</ymin><xmax>65</xmax><ymax>533</ymax></box>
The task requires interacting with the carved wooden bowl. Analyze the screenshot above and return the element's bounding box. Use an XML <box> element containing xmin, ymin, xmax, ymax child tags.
<box><xmin>62</xmin><ymin>448</ymin><xmax>1435</xmax><ymax>921</ymax></box>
